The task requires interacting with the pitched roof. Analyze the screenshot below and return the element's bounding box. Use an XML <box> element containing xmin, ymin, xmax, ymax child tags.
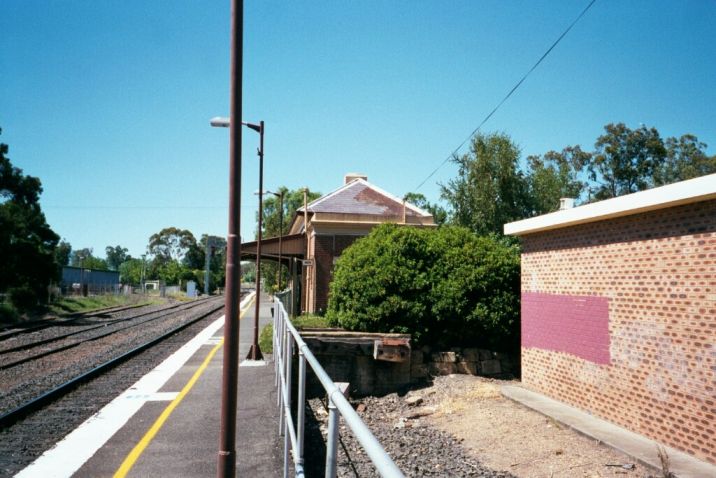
<box><xmin>299</xmin><ymin>179</ymin><xmax>432</xmax><ymax>217</ymax></box>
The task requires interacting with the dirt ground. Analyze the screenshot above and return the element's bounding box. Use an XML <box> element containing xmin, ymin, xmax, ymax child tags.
<box><xmin>415</xmin><ymin>374</ymin><xmax>663</xmax><ymax>478</ymax></box>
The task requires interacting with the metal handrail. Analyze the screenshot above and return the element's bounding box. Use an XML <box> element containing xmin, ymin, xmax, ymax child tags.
<box><xmin>273</xmin><ymin>298</ymin><xmax>404</xmax><ymax>478</ymax></box>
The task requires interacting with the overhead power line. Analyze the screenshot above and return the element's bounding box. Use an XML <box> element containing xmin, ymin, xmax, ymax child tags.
<box><xmin>414</xmin><ymin>0</ymin><xmax>598</xmax><ymax>192</ymax></box>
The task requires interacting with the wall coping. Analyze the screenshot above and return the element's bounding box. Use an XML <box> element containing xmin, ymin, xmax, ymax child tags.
<box><xmin>504</xmin><ymin>173</ymin><xmax>716</xmax><ymax>236</ymax></box>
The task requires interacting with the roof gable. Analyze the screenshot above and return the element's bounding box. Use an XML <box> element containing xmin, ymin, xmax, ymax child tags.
<box><xmin>301</xmin><ymin>179</ymin><xmax>432</xmax><ymax>217</ymax></box>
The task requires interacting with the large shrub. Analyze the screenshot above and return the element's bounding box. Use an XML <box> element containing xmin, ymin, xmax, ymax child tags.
<box><xmin>326</xmin><ymin>224</ymin><xmax>520</xmax><ymax>351</ymax></box>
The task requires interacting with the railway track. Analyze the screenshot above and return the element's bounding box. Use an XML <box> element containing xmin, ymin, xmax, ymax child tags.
<box><xmin>0</xmin><ymin>301</ymin><xmax>154</xmax><ymax>341</ymax></box>
<box><xmin>0</xmin><ymin>295</ymin><xmax>229</xmax><ymax>423</ymax></box>
<box><xmin>0</xmin><ymin>292</ymin><xmax>244</xmax><ymax>476</ymax></box>
<box><xmin>0</xmin><ymin>297</ymin><xmax>218</xmax><ymax>367</ymax></box>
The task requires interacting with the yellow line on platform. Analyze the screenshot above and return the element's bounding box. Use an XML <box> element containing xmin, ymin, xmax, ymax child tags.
<box><xmin>113</xmin><ymin>296</ymin><xmax>254</xmax><ymax>478</ymax></box>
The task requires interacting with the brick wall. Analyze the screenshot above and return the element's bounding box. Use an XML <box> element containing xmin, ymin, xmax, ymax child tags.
<box><xmin>312</xmin><ymin>234</ymin><xmax>363</xmax><ymax>313</ymax></box>
<box><xmin>520</xmin><ymin>199</ymin><xmax>716</xmax><ymax>464</ymax></box>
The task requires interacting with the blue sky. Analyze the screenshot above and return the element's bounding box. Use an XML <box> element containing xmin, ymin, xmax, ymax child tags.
<box><xmin>2</xmin><ymin>0</ymin><xmax>715</xmax><ymax>258</ymax></box>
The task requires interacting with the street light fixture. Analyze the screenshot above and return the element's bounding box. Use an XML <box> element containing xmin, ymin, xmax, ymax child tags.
<box><xmin>210</xmin><ymin>116</ymin><xmax>265</xmax><ymax>362</ymax></box>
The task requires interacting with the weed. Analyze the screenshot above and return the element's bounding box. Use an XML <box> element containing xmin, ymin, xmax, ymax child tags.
<box><xmin>656</xmin><ymin>445</ymin><xmax>675</xmax><ymax>478</ymax></box>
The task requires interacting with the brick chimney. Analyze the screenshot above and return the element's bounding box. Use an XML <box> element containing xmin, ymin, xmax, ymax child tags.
<box><xmin>344</xmin><ymin>173</ymin><xmax>368</xmax><ymax>184</ymax></box>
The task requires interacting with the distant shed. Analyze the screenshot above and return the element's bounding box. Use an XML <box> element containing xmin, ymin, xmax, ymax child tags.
<box><xmin>61</xmin><ymin>266</ymin><xmax>120</xmax><ymax>294</ymax></box>
<box><xmin>505</xmin><ymin>174</ymin><xmax>716</xmax><ymax>465</ymax></box>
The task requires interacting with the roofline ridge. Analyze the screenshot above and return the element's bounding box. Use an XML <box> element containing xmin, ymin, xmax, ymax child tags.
<box><xmin>297</xmin><ymin>177</ymin><xmax>433</xmax><ymax>217</ymax></box>
<box><xmin>297</xmin><ymin>179</ymin><xmax>361</xmax><ymax>213</ymax></box>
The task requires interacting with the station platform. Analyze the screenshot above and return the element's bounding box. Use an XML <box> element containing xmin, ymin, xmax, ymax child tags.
<box><xmin>17</xmin><ymin>292</ymin><xmax>283</xmax><ymax>478</ymax></box>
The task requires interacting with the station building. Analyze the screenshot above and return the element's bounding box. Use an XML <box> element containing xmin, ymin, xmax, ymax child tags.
<box><xmin>241</xmin><ymin>173</ymin><xmax>436</xmax><ymax>314</ymax></box>
<box><xmin>505</xmin><ymin>173</ymin><xmax>716</xmax><ymax>465</ymax></box>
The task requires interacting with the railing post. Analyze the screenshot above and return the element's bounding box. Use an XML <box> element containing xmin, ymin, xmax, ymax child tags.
<box><xmin>283</xmin><ymin>335</ymin><xmax>293</xmax><ymax>478</ymax></box>
<box><xmin>277</xmin><ymin>316</ymin><xmax>284</xmax><ymax>432</ymax></box>
<box><xmin>283</xmin><ymin>417</ymin><xmax>290</xmax><ymax>478</ymax></box>
<box><xmin>325</xmin><ymin>396</ymin><xmax>339</xmax><ymax>478</ymax></box>
<box><xmin>277</xmin><ymin>312</ymin><xmax>285</xmax><ymax>408</ymax></box>
<box><xmin>297</xmin><ymin>351</ymin><xmax>306</xmax><ymax>465</ymax></box>
<box><xmin>273</xmin><ymin>300</ymin><xmax>279</xmax><ymax>387</ymax></box>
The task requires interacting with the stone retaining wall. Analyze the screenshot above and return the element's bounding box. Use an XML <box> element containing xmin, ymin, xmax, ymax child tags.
<box><xmin>299</xmin><ymin>330</ymin><xmax>518</xmax><ymax>397</ymax></box>
<box><xmin>410</xmin><ymin>346</ymin><xmax>517</xmax><ymax>380</ymax></box>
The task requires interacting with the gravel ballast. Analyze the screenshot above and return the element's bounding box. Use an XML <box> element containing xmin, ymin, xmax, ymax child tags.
<box><xmin>306</xmin><ymin>391</ymin><xmax>515</xmax><ymax>477</ymax></box>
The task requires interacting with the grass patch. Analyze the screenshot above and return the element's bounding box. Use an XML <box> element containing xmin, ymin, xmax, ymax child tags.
<box><xmin>48</xmin><ymin>295</ymin><xmax>154</xmax><ymax>315</ymax></box>
<box><xmin>436</xmin><ymin>381</ymin><xmax>501</xmax><ymax>416</ymax></box>
<box><xmin>259</xmin><ymin>314</ymin><xmax>330</xmax><ymax>354</ymax></box>
<box><xmin>167</xmin><ymin>292</ymin><xmax>193</xmax><ymax>302</ymax></box>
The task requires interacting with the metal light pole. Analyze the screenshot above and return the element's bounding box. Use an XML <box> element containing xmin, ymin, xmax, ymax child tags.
<box><xmin>246</xmin><ymin>120</ymin><xmax>264</xmax><ymax>361</ymax></box>
<box><xmin>267</xmin><ymin>190</ymin><xmax>284</xmax><ymax>291</ymax></box>
<box><xmin>79</xmin><ymin>255</ymin><xmax>85</xmax><ymax>297</ymax></box>
<box><xmin>140</xmin><ymin>254</ymin><xmax>146</xmax><ymax>294</ymax></box>
<box><xmin>214</xmin><ymin>0</ymin><xmax>242</xmax><ymax>475</ymax></box>
<box><xmin>210</xmin><ymin>116</ymin><xmax>264</xmax><ymax>362</ymax></box>
<box><xmin>204</xmin><ymin>238</ymin><xmax>213</xmax><ymax>296</ymax></box>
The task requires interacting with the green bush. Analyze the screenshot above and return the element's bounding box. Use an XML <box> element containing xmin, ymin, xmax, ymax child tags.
<box><xmin>259</xmin><ymin>314</ymin><xmax>330</xmax><ymax>354</ymax></box>
<box><xmin>326</xmin><ymin>224</ymin><xmax>520</xmax><ymax>351</ymax></box>
<box><xmin>8</xmin><ymin>286</ymin><xmax>38</xmax><ymax>311</ymax></box>
<box><xmin>0</xmin><ymin>303</ymin><xmax>19</xmax><ymax>323</ymax></box>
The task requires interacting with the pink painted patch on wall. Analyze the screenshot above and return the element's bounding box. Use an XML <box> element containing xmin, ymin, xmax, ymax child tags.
<box><xmin>522</xmin><ymin>292</ymin><xmax>611</xmax><ymax>365</ymax></box>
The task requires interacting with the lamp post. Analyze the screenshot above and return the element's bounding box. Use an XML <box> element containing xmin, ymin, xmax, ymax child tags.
<box><xmin>204</xmin><ymin>238</ymin><xmax>214</xmax><ymax>296</ymax></box>
<box><xmin>266</xmin><ymin>190</ymin><xmax>284</xmax><ymax>291</ymax></box>
<box><xmin>248</xmin><ymin>121</ymin><xmax>264</xmax><ymax>361</ymax></box>
<box><xmin>140</xmin><ymin>254</ymin><xmax>146</xmax><ymax>294</ymax></box>
<box><xmin>211</xmin><ymin>1</ymin><xmax>243</xmax><ymax>475</ymax></box>
<box><xmin>79</xmin><ymin>254</ymin><xmax>85</xmax><ymax>297</ymax></box>
<box><xmin>211</xmin><ymin>116</ymin><xmax>264</xmax><ymax>362</ymax></box>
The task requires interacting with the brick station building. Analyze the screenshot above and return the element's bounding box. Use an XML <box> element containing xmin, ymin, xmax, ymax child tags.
<box><xmin>241</xmin><ymin>173</ymin><xmax>435</xmax><ymax>314</ymax></box>
<box><xmin>505</xmin><ymin>173</ymin><xmax>716</xmax><ymax>465</ymax></box>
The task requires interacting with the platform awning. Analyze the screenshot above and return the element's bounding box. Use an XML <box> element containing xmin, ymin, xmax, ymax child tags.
<box><xmin>240</xmin><ymin>233</ymin><xmax>306</xmax><ymax>263</ymax></box>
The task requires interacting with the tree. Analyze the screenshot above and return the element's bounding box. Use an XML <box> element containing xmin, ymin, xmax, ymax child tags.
<box><xmin>441</xmin><ymin>132</ymin><xmax>530</xmax><ymax>236</ymax></box>
<box><xmin>119</xmin><ymin>258</ymin><xmax>144</xmax><ymax>285</ymax></box>
<box><xmin>437</xmin><ymin>124</ymin><xmax>712</xmax><ymax>237</ymax></box>
<box><xmin>654</xmin><ymin>134</ymin><xmax>716</xmax><ymax>186</ymax></box>
<box><xmin>403</xmin><ymin>192</ymin><xmax>448</xmax><ymax>225</ymax></box>
<box><xmin>105</xmin><ymin>245</ymin><xmax>131</xmax><ymax>270</ymax></box>
<box><xmin>55</xmin><ymin>239</ymin><xmax>72</xmax><ymax>267</ymax></box>
<box><xmin>70</xmin><ymin>248</ymin><xmax>107</xmax><ymax>269</ymax></box>
<box><xmin>259</xmin><ymin>187</ymin><xmax>321</xmax><ymax>292</ymax></box>
<box><xmin>526</xmin><ymin>146</ymin><xmax>589</xmax><ymax>214</ymax></box>
<box><xmin>183</xmin><ymin>234</ymin><xmax>227</xmax><ymax>292</ymax></box>
<box><xmin>147</xmin><ymin>227</ymin><xmax>196</xmax><ymax>264</ymax></box>
<box><xmin>156</xmin><ymin>259</ymin><xmax>192</xmax><ymax>286</ymax></box>
<box><xmin>588</xmin><ymin>123</ymin><xmax>667</xmax><ymax>200</ymax></box>
<box><xmin>0</xmin><ymin>128</ymin><xmax>60</xmax><ymax>307</ymax></box>
<box><xmin>260</xmin><ymin>187</ymin><xmax>322</xmax><ymax>238</ymax></box>
<box><xmin>241</xmin><ymin>261</ymin><xmax>256</xmax><ymax>284</ymax></box>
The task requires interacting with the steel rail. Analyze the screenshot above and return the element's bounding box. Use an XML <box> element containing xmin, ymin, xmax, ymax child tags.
<box><xmin>0</xmin><ymin>297</ymin><xmax>217</xmax><ymax>357</ymax></box>
<box><xmin>0</xmin><ymin>302</ymin><xmax>156</xmax><ymax>340</ymax></box>
<box><xmin>0</xmin><ymin>298</ymin><xmax>230</xmax><ymax>429</ymax></box>
<box><xmin>60</xmin><ymin>301</ymin><xmax>153</xmax><ymax>318</ymax></box>
<box><xmin>0</xmin><ymin>299</ymin><xmax>199</xmax><ymax>342</ymax></box>
<box><xmin>0</xmin><ymin>299</ymin><xmax>220</xmax><ymax>368</ymax></box>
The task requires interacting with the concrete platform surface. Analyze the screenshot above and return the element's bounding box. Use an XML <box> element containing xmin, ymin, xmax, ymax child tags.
<box><xmin>17</xmin><ymin>292</ymin><xmax>283</xmax><ymax>478</ymax></box>
<box><xmin>501</xmin><ymin>385</ymin><xmax>716</xmax><ymax>478</ymax></box>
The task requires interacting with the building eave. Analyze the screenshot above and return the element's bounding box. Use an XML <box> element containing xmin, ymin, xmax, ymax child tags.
<box><xmin>504</xmin><ymin>173</ymin><xmax>716</xmax><ymax>236</ymax></box>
